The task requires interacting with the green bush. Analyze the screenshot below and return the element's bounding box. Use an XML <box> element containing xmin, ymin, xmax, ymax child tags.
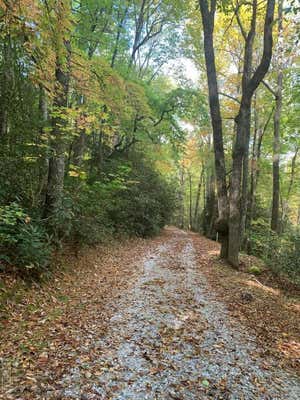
<box><xmin>69</xmin><ymin>181</ymin><xmax>115</xmax><ymax>245</ymax></box>
<box><xmin>248</xmin><ymin>219</ymin><xmax>300</xmax><ymax>283</ymax></box>
<box><xmin>0</xmin><ymin>203</ymin><xmax>51</xmax><ymax>276</ymax></box>
<box><xmin>44</xmin><ymin>197</ymin><xmax>74</xmax><ymax>243</ymax></box>
<box><xmin>107</xmin><ymin>155</ymin><xmax>175</xmax><ymax>237</ymax></box>
<box><xmin>65</xmin><ymin>153</ymin><xmax>175</xmax><ymax>245</ymax></box>
<box><xmin>0</xmin><ymin>154</ymin><xmax>176</xmax><ymax>276</ymax></box>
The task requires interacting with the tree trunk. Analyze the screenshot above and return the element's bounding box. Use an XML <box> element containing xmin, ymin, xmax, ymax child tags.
<box><xmin>247</xmin><ymin>96</ymin><xmax>258</xmax><ymax>230</ymax></box>
<box><xmin>271</xmin><ymin>100</ymin><xmax>281</xmax><ymax>232</ymax></box>
<box><xmin>240</xmin><ymin>143</ymin><xmax>249</xmax><ymax>247</ymax></box>
<box><xmin>38</xmin><ymin>86</ymin><xmax>49</xmax><ymax>205</ymax></box>
<box><xmin>179</xmin><ymin>168</ymin><xmax>185</xmax><ymax>229</ymax></box>
<box><xmin>203</xmin><ymin>167</ymin><xmax>217</xmax><ymax>239</ymax></box>
<box><xmin>129</xmin><ymin>0</ymin><xmax>146</xmax><ymax>68</ymax></box>
<box><xmin>248</xmin><ymin>105</ymin><xmax>273</xmax><ymax>228</ymax></box>
<box><xmin>188</xmin><ymin>172</ymin><xmax>193</xmax><ymax>229</ymax></box>
<box><xmin>72</xmin><ymin>129</ymin><xmax>86</xmax><ymax>167</ymax></box>
<box><xmin>287</xmin><ymin>147</ymin><xmax>299</xmax><ymax>201</ymax></box>
<box><xmin>44</xmin><ymin>40</ymin><xmax>71</xmax><ymax>220</ymax></box>
<box><xmin>271</xmin><ymin>0</ymin><xmax>283</xmax><ymax>233</ymax></box>
<box><xmin>199</xmin><ymin>0</ymin><xmax>275</xmax><ymax>265</ymax></box>
<box><xmin>0</xmin><ymin>36</ymin><xmax>13</xmax><ymax>138</ymax></box>
<box><xmin>228</xmin><ymin>0</ymin><xmax>275</xmax><ymax>266</ymax></box>
<box><xmin>198</xmin><ymin>0</ymin><xmax>229</xmax><ymax>258</ymax></box>
<box><xmin>281</xmin><ymin>146</ymin><xmax>299</xmax><ymax>229</ymax></box>
<box><xmin>193</xmin><ymin>165</ymin><xmax>204</xmax><ymax>230</ymax></box>
<box><xmin>229</xmin><ymin>105</ymin><xmax>251</xmax><ymax>266</ymax></box>
<box><xmin>111</xmin><ymin>6</ymin><xmax>128</xmax><ymax>68</ymax></box>
<box><xmin>228</xmin><ymin>0</ymin><xmax>258</xmax><ymax>265</ymax></box>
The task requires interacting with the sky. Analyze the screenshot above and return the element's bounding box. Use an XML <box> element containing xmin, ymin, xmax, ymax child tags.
<box><xmin>162</xmin><ymin>57</ymin><xmax>200</xmax><ymax>86</ymax></box>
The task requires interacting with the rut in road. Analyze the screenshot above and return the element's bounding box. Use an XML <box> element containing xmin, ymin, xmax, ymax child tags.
<box><xmin>55</xmin><ymin>227</ymin><xmax>299</xmax><ymax>400</ymax></box>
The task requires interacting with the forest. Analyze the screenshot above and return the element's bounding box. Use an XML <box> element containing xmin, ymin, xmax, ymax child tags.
<box><xmin>1</xmin><ymin>1</ymin><xmax>300</xmax><ymax>399</ymax></box>
<box><xmin>0</xmin><ymin>0</ymin><xmax>299</xmax><ymax>281</ymax></box>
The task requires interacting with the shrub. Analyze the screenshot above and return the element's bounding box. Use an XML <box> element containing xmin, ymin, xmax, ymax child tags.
<box><xmin>107</xmin><ymin>155</ymin><xmax>176</xmax><ymax>237</ymax></box>
<box><xmin>65</xmin><ymin>153</ymin><xmax>176</xmax><ymax>245</ymax></box>
<box><xmin>248</xmin><ymin>219</ymin><xmax>300</xmax><ymax>283</ymax></box>
<box><xmin>0</xmin><ymin>154</ymin><xmax>176</xmax><ymax>277</ymax></box>
<box><xmin>15</xmin><ymin>224</ymin><xmax>51</xmax><ymax>272</ymax></box>
<box><xmin>0</xmin><ymin>203</ymin><xmax>51</xmax><ymax>276</ymax></box>
<box><xmin>69</xmin><ymin>182</ymin><xmax>115</xmax><ymax>245</ymax></box>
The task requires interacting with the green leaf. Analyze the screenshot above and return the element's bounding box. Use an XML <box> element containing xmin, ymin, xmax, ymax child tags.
<box><xmin>201</xmin><ymin>379</ymin><xmax>210</xmax><ymax>388</ymax></box>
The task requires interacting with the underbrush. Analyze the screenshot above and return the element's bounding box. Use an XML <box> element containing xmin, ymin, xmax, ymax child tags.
<box><xmin>0</xmin><ymin>203</ymin><xmax>52</xmax><ymax>278</ymax></box>
<box><xmin>247</xmin><ymin>219</ymin><xmax>300</xmax><ymax>285</ymax></box>
<box><xmin>0</xmin><ymin>154</ymin><xmax>175</xmax><ymax>278</ymax></box>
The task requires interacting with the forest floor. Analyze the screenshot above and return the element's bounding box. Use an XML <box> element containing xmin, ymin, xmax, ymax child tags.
<box><xmin>0</xmin><ymin>227</ymin><xmax>299</xmax><ymax>399</ymax></box>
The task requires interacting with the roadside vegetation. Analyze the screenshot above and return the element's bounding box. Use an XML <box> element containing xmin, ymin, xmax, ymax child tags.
<box><xmin>0</xmin><ymin>1</ymin><xmax>299</xmax><ymax>285</ymax></box>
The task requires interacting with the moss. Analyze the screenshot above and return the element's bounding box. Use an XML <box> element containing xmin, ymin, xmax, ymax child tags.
<box><xmin>248</xmin><ymin>265</ymin><xmax>262</xmax><ymax>275</ymax></box>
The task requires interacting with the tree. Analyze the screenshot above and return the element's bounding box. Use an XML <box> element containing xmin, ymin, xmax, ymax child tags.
<box><xmin>198</xmin><ymin>0</ymin><xmax>229</xmax><ymax>258</ymax></box>
<box><xmin>43</xmin><ymin>1</ymin><xmax>72</xmax><ymax>221</ymax></box>
<box><xmin>0</xmin><ymin>0</ymin><xmax>298</xmax><ymax>280</ymax></box>
<box><xmin>199</xmin><ymin>0</ymin><xmax>276</xmax><ymax>266</ymax></box>
<box><xmin>271</xmin><ymin>0</ymin><xmax>283</xmax><ymax>232</ymax></box>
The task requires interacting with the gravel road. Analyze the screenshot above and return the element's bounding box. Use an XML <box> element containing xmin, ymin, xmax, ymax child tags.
<box><xmin>58</xmin><ymin>228</ymin><xmax>300</xmax><ymax>400</ymax></box>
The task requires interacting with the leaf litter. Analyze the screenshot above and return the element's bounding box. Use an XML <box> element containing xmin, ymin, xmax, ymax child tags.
<box><xmin>0</xmin><ymin>227</ymin><xmax>299</xmax><ymax>399</ymax></box>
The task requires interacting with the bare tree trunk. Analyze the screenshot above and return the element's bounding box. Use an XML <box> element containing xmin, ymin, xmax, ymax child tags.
<box><xmin>199</xmin><ymin>0</ymin><xmax>275</xmax><ymax>265</ymax></box>
<box><xmin>281</xmin><ymin>146</ymin><xmax>299</xmax><ymax>229</ymax></box>
<box><xmin>228</xmin><ymin>0</ymin><xmax>275</xmax><ymax>266</ymax></box>
<box><xmin>287</xmin><ymin>147</ymin><xmax>299</xmax><ymax>200</ymax></box>
<box><xmin>240</xmin><ymin>147</ymin><xmax>249</xmax><ymax>246</ymax></box>
<box><xmin>203</xmin><ymin>169</ymin><xmax>216</xmax><ymax>239</ymax></box>
<box><xmin>271</xmin><ymin>0</ymin><xmax>283</xmax><ymax>233</ymax></box>
<box><xmin>37</xmin><ymin>86</ymin><xmax>49</xmax><ymax>205</ymax></box>
<box><xmin>179</xmin><ymin>168</ymin><xmax>185</xmax><ymax>229</ymax></box>
<box><xmin>129</xmin><ymin>0</ymin><xmax>165</xmax><ymax>71</ymax></box>
<box><xmin>188</xmin><ymin>172</ymin><xmax>193</xmax><ymax>229</ymax></box>
<box><xmin>193</xmin><ymin>165</ymin><xmax>204</xmax><ymax>230</ymax></box>
<box><xmin>240</xmin><ymin>100</ymin><xmax>256</xmax><ymax>244</ymax></box>
<box><xmin>229</xmin><ymin>105</ymin><xmax>251</xmax><ymax>265</ymax></box>
<box><xmin>198</xmin><ymin>0</ymin><xmax>229</xmax><ymax>258</ymax></box>
<box><xmin>247</xmin><ymin>96</ymin><xmax>258</xmax><ymax>229</ymax></box>
<box><xmin>228</xmin><ymin>0</ymin><xmax>257</xmax><ymax>265</ymax></box>
<box><xmin>248</xmin><ymin>105</ymin><xmax>273</xmax><ymax>228</ymax></box>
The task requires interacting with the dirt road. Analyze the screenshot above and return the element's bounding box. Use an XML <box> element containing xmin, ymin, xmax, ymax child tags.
<box><xmin>1</xmin><ymin>227</ymin><xmax>299</xmax><ymax>399</ymax></box>
<box><xmin>53</xmin><ymin>227</ymin><xmax>300</xmax><ymax>399</ymax></box>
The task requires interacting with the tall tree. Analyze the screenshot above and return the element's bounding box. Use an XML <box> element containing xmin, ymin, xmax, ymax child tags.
<box><xmin>271</xmin><ymin>0</ymin><xmax>283</xmax><ymax>233</ymax></box>
<box><xmin>228</xmin><ymin>0</ymin><xmax>275</xmax><ymax>266</ymax></box>
<box><xmin>193</xmin><ymin>164</ymin><xmax>204</xmax><ymax>230</ymax></box>
<box><xmin>247</xmin><ymin>101</ymin><xmax>274</xmax><ymax>229</ymax></box>
<box><xmin>198</xmin><ymin>0</ymin><xmax>229</xmax><ymax>258</ymax></box>
<box><xmin>44</xmin><ymin>1</ymin><xmax>72</xmax><ymax>220</ymax></box>
<box><xmin>199</xmin><ymin>0</ymin><xmax>276</xmax><ymax>266</ymax></box>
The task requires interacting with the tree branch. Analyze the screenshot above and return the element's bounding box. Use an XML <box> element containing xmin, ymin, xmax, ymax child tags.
<box><xmin>234</xmin><ymin>2</ymin><xmax>247</xmax><ymax>41</ymax></box>
<box><xmin>261</xmin><ymin>79</ymin><xmax>277</xmax><ymax>98</ymax></box>
<box><xmin>245</xmin><ymin>0</ymin><xmax>275</xmax><ymax>99</ymax></box>
<box><xmin>219</xmin><ymin>92</ymin><xmax>241</xmax><ymax>104</ymax></box>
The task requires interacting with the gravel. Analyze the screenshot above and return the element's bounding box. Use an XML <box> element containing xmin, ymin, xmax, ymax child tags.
<box><xmin>58</xmin><ymin>229</ymin><xmax>300</xmax><ymax>400</ymax></box>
